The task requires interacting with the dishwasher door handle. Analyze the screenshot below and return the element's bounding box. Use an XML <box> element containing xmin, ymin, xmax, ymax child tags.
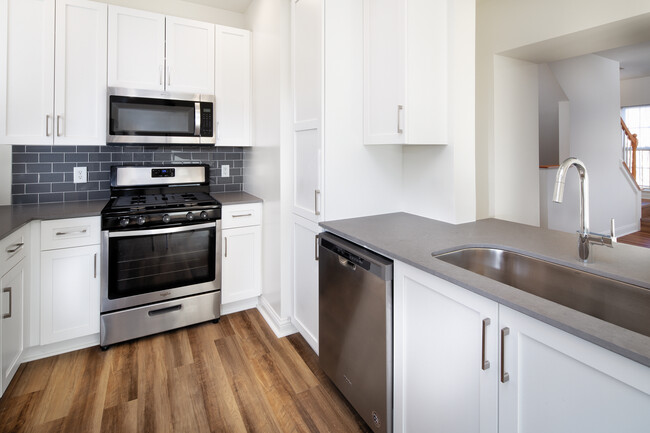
<box><xmin>337</xmin><ymin>256</ymin><xmax>357</xmax><ymax>271</ymax></box>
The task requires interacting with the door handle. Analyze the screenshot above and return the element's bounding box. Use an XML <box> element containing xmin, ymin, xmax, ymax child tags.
<box><xmin>46</xmin><ymin>114</ymin><xmax>52</xmax><ymax>137</ymax></box>
<box><xmin>2</xmin><ymin>287</ymin><xmax>11</xmax><ymax>319</ymax></box>
<box><xmin>224</xmin><ymin>237</ymin><xmax>228</xmax><ymax>258</ymax></box>
<box><xmin>501</xmin><ymin>327</ymin><xmax>510</xmax><ymax>383</ymax></box>
<box><xmin>94</xmin><ymin>253</ymin><xmax>97</xmax><ymax>279</ymax></box>
<box><xmin>167</xmin><ymin>65</ymin><xmax>171</xmax><ymax>86</ymax></box>
<box><xmin>397</xmin><ymin>105</ymin><xmax>404</xmax><ymax>134</ymax></box>
<box><xmin>314</xmin><ymin>190</ymin><xmax>321</xmax><ymax>216</ymax></box>
<box><xmin>482</xmin><ymin>318</ymin><xmax>491</xmax><ymax>370</ymax></box>
<box><xmin>56</xmin><ymin>115</ymin><xmax>63</xmax><ymax>137</ymax></box>
<box><xmin>314</xmin><ymin>234</ymin><xmax>319</xmax><ymax>261</ymax></box>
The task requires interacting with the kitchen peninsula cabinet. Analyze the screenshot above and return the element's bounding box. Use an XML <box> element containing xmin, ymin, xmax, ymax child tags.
<box><xmin>0</xmin><ymin>0</ymin><xmax>107</xmax><ymax>145</ymax></box>
<box><xmin>215</xmin><ymin>26</ymin><xmax>251</xmax><ymax>147</ymax></box>
<box><xmin>363</xmin><ymin>0</ymin><xmax>447</xmax><ymax>145</ymax></box>
<box><xmin>40</xmin><ymin>217</ymin><xmax>100</xmax><ymax>345</ymax></box>
<box><xmin>221</xmin><ymin>203</ymin><xmax>262</xmax><ymax>306</ymax></box>
<box><xmin>108</xmin><ymin>5</ymin><xmax>215</xmax><ymax>94</ymax></box>
<box><xmin>394</xmin><ymin>260</ymin><xmax>650</xmax><ymax>433</ymax></box>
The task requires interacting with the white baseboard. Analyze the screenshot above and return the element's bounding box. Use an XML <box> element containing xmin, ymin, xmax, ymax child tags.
<box><xmin>221</xmin><ymin>297</ymin><xmax>259</xmax><ymax>315</ymax></box>
<box><xmin>22</xmin><ymin>333</ymin><xmax>100</xmax><ymax>363</ymax></box>
<box><xmin>617</xmin><ymin>221</ymin><xmax>640</xmax><ymax>237</ymax></box>
<box><xmin>291</xmin><ymin>317</ymin><xmax>318</xmax><ymax>355</ymax></box>
<box><xmin>256</xmin><ymin>296</ymin><xmax>297</xmax><ymax>339</ymax></box>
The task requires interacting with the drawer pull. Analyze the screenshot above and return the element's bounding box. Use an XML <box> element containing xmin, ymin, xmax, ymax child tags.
<box><xmin>224</xmin><ymin>237</ymin><xmax>228</xmax><ymax>258</ymax></box>
<box><xmin>232</xmin><ymin>213</ymin><xmax>252</xmax><ymax>218</ymax></box>
<box><xmin>482</xmin><ymin>318</ymin><xmax>491</xmax><ymax>370</ymax></box>
<box><xmin>6</xmin><ymin>243</ymin><xmax>24</xmax><ymax>254</ymax></box>
<box><xmin>2</xmin><ymin>287</ymin><xmax>11</xmax><ymax>319</ymax></box>
<box><xmin>501</xmin><ymin>327</ymin><xmax>510</xmax><ymax>383</ymax></box>
<box><xmin>148</xmin><ymin>304</ymin><xmax>182</xmax><ymax>316</ymax></box>
<box><xmin>55</xmin><ymin>228</ymin><xmax>87</xmax><ymax>236</ymax></box>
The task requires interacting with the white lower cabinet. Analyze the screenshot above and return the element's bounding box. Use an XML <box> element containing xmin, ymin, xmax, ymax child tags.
<box><xmin>292</xmin><ymin>215</ymin><xmax>320</xmax><ymax>353</ymax></box>
<box><xmin>1</xmin><ymin>260</ymin><xmax>24</xmax><ymax>395</ymax></box>
<box><xmin>394</xmin><ymin>261</ymin><xmax>498</xmax><ymax>433</ymax></box>
<box><xmin>498</xmin><ymin>305</ymin><xmax>650</xmax><ymax>433</ymax></box>
<box><xmin>395</xmin><ymin>260</ymin><xmax>650</xmax><ymax>433</ymax></box>
<box><xmin>40</xmin><ymin>217</ymin><xmax>100</xmax><ymax>345</ymax></box>
<box><xmin>221</xmin><ymin>203</ymin><xmax>262</xmax><ymax>306</ymax></box>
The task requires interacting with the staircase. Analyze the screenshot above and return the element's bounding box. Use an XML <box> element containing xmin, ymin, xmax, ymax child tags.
<box><xmin>642</xmin><ymin>199</ymin><xmax>650</xmax><ymax>233</ymax></box>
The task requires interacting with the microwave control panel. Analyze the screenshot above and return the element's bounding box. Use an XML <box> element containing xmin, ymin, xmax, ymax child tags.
<box><xmin>200</xmin><ymin>102</ymin><xmax>214</xmax><ymax>137</ymax></box>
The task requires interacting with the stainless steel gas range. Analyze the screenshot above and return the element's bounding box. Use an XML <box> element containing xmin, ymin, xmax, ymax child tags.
<box><xmin>99</xmin><ymin>164</ymin><xmax>222</xmax><ymax>349</ymax></box>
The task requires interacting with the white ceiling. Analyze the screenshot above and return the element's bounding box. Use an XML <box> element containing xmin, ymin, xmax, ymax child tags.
<box><xmin>182</xmin><ymin>0</ymin><xmax>253</xmax><ymax>14</ymax></box>
<box><xmin>597</xmin><ymin>40</ymin><xmax>650</xmax><ymax>80</ymax></box>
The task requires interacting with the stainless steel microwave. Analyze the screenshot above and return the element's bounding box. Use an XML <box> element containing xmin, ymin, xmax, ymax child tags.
<box><xmin>107</xmin><ymin>87</ymin><xmax>216</xmax><ymax>145</ymax></box>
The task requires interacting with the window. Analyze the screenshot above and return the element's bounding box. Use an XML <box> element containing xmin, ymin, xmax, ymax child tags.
<box><xmin>621</xmin><ymin>105</ymin><xmax>650</xmax><ymax>189</ymax></box>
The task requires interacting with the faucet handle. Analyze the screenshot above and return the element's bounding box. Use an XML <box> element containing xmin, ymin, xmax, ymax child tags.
<box><xmin>610</xmin><ymin>218</ymin><xmax>617</xmax><ymax>243</ymax></box>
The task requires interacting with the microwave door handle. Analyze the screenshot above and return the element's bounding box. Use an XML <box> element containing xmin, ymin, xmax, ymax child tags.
<box><xmin>195</xmin><ymin>103</ymin><xmax>201</xmax><ymax>136</ymax></box>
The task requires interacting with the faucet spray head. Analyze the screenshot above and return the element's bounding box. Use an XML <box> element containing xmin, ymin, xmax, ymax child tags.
<box><xmin>552</xmin><ymin>180</ymin><xmax>565</xmax><ymax>203</ymax></box>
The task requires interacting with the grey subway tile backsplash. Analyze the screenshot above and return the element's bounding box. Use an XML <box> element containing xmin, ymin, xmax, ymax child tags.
<box><xmin>12</xmin><ymin>145</ymin><xmax>244</xmax><ymax>204</ymax></box>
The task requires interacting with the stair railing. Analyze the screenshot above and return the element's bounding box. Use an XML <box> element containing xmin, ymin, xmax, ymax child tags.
<box><xmin>621</xmin><ymin>117</ymin><xmax>638</xmax><ymax>180</ymax></box>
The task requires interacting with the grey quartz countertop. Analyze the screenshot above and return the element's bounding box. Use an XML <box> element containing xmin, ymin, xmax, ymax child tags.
<box><xmin>0</xmin><ymin>200</ymin><xmax>107</xmax><ymax>240</ymax></box>
<box><xmin>0</xmin><ymin>192</ymin><xmax>263</xmax><ymax>240</ymax></box>
<box><xmin>211</xmin><ymin>191</ymin><xmax>263</xmax><ymax>205</ymax></box>
<box><xmin>320</xmin><ymin>212</ymin><xmax>650</xmax><ymax>367</ymax></box>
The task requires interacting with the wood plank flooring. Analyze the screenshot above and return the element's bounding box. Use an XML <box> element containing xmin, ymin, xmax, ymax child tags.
<box><xmin>618</xmin><ymin>230</ymin><xmax>650</xmax><ymax>249</ymax></box>
<box><xmin>0</xmin><ymin>309</ymin><xmax>372</xmax><ymax>433</ymax></box>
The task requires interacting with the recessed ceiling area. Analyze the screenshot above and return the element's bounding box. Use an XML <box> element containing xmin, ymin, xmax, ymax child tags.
<box><xmin>182</xmin><ymin>0</ymin><xmax>253</xmax><ymax>14</ymax></box>
<box><xmin>597</xmin><ymin>39</ymin><xmax>650</xmax><ymax>80</ymax></box>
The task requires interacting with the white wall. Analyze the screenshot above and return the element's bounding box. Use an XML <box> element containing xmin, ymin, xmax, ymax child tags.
<box><xmin>493</xmin><ymin>55</ymin><xmax>540</xmax><ymax>226</ymax></box>
<box><xmin>476</xmin><ymin>0</ymin><xmax>650</xmax><ymax>220</ymax></box>
<box><xmin>538</xmin><ymin>63</ymin><xmax>568</xmax><ymax>166</ymax></box>
<box><xmin>621</xmin><ymin>76</ymin><xmax>650</xmax><ymax>107</ymax></box>
<box><xmin>96</xmin><ymin>0</ymin><xmax>246</xmax><ymax>27</ymax></box>
<box><xmin>544</xmin><ymin>54</ymin><xmax>638</xmax><ymax>235</ymax></box>
<box><xmin>244</xmin><ymin>0</ymin><xmax>292</xmax><ymax>319</ymax></box>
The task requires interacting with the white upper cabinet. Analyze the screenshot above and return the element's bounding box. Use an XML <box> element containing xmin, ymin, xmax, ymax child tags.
<box><xmin>54</xmin><ymin>0</ymin><xmax>107</xmax><ymax>145</ymax></box>
<box><xmin>108</xmin><ymin>6</ymin><xmax>215</xmax><ymax>95</ymax></box>
<box><xmin>0</xmin><ymin>0</ymin><xmax>106</xmax><ymax>145</ymax></box>
<box><xmin>363</xmin><ymin>0</ymin><xmax>448</xmax><ymax>145</ymax></box>
<box><xmin>167</xmin><ymin>16</ymin><xmax>215</xmax><ymax>94</ymax></box>
<box><xmin>108</xmin><ymin>6</ymin><xmax>165</xmax><ymax>91</ymax></box>
<box><xmin>215</xmin><ymin>26</ymin><xmax>250</xmax><ymax>146</ymax></box>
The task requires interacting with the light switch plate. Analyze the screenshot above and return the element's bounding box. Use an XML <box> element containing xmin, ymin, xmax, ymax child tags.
<box><xmin>221</xmin><ymin>164</ymin><xmax>230</xmax><ymax>177</ymax></box>
<box><xmin>73</xmin><ymin>166</ymin><xmax>87</xmax><ymax>184</ymax></box>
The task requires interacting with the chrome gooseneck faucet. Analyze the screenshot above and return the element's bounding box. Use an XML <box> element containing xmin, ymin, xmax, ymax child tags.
<box><xmin>552</xmin><ymin>157</ymin><xmax>616</xmax><ymax>262</ymax></box>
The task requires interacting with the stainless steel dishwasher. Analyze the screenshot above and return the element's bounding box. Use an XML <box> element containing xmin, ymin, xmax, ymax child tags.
<box><xmin>319</xmin><ymin>232</ymin><xmax>393</xmax><ymax>433</ymax></box>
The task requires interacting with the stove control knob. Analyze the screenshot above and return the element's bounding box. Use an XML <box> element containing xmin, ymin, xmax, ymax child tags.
<box><xmin>186</xmin><ymin>212</ymin><xmax>195</xmax><ymax>221</ymax></box>
<box><xmin>162</xmin><ymin>214</ymin><xmax>171</xmax><ymax>224</ymax></box>
<box><xmin>137</xmin><ymin>216</ymin><xmax>146</xmax><ymax>226</ymax></box>
<box><xmin>200</xmin><ymin>211</ymin><xmax>209</xmax><ymax>220</ymax></box>
<box><xmin>119</xmin><ymin>218</ymin><xmax>129</xmax><ymax>227</ymax></box>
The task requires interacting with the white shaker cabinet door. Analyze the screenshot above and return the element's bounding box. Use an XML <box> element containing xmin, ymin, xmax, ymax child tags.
<box><xmin>167</xmin><ymin>16</ymin><xmax>215</xmax><ymax>95</ymax></box>
<box><xmin>0</xmin><ymin>0</ymin><xmax>55</xmax><ymax>144</ymax></box>
<box><xmin>394</xmin><ymin>261</ymin><xmax>499</xmax><ymax>433</ymax></box>
<box><xmin>498</xmin><ymin>305</ymin><xmax>650</xmax><ymax>433</ymax></box>
<box><xmin>54</xmin><ymin>0</ymin><xmax>107</xmax><ymax>145</ymax></box>
<box><xmin>292</xmin><ymin>215</ymin><xmax>320</xmax><ymax>353</ymax></box>
<box><xmin>221</xmin><ymin>225</ymin><xmax>261</xmax><ymax>304</ymax></box>
<box><xmin>1</xmin><ymin>260</ymin><xmax>24</xmax><ymax>395</ymax></box>
<box><xmin>108</xmin><ymin>5</ymin><xmax>165</xmax><ymax>91</ymax></box>
<box><xmin>41</xmin><ymin>244</ymin><xmax>100</xmax><ymax>345</ymax></box>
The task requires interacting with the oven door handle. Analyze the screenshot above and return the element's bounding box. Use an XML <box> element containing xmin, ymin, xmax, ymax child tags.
<box><xmin>107</xmin><ymin>222</ymin><xmax>217</xmax><ymax>238</ymax></box>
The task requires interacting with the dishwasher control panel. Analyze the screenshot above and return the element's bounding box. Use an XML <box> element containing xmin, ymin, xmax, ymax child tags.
<box><xmin>320</xmin><ymin>237</ymin><xmax>370</xmax><ymax>270</ymax></box>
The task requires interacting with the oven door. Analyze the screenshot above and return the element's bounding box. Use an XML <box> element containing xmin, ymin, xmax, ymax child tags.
<box><xmin>100</xmin><ymin>221</ymin><xmax>222</xmax><ymax>313</ymax></box>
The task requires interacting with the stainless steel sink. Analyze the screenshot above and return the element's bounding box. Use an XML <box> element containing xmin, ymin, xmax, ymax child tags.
<box><xmin>434</xmin><ymin>247</ymin><xmax>650</xmax><ymax>338</ymax></box>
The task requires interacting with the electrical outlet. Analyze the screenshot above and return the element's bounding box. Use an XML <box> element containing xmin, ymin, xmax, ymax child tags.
<box><xmin>73</xmin><ymin>166</ymin><xmax>87</xmax><ymax>184</ymax></box>
<box><xmin>221</xmin><ymin>164</ymin><xmax>230</xmax><ymax>177</ymax></box>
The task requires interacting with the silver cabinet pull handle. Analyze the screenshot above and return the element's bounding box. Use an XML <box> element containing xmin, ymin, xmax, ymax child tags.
<box><xmin>6</xmin><ymin>243</ymin><xmax>24</xmax><ymax>254</ymax></box>
<box><xmin>314</xmin><ymin>189</ymin><xmax>321</xmax><ymax>216</ymax></box>
<box><xmin>314</xmin><ymin>234</ymin><xmax>319</xmax><ymax>261</ymax></box>
<box><xmin>224</xmin><ymin>237</ymin><xmax>228</xmax><ymax>258</ymax></box>
<box><xmin>46</xmin><ymin>114</ymin><xmax>51</xmax><ymax>136</ymax></box>
<box><xmin>232</xmin><ymin>213</ymin><xmax>252</xmax><ymax>218</ymax></box>
<box><xmin>501</xmin><ymin>327</ymin><xmax>510</xmax><ymax>383</ymax></box>
<box><xmin>397</xmin><ymin>105</ymin><xmax>404</xmax><ymax>134</ymax></box>
<box><xmin>482</xmin><ymin>318</ymin><xmax>491</xmax><ymax>370</ymax></box>
<box><xmin>56</xmin><ymin>115</ymin><xmax>63</xmax><ymax>137</ymax></box>
<box><xmin>2</xmin><ymin>287</ymin><xmax>11</xmax><ymax>319</ymax></box>
<box><xmin>55</xmin><ymin>228</ymin><xmax>87</xmax><ymax>236</ymax></box>
<box><xmin>94</xmin><ymin>253</ymin><xmax>97</xmax><ymax>279</ymax></box>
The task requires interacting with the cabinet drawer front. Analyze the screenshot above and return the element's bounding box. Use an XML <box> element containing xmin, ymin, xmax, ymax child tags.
<box><xmin>41</xmin><ymin>217</ymin><xmax>101</xmax><ymax>250</ymax></box>
<box><xmin>0</xmin><ymin>226</ymin><xmax>28</xmax><ymax>275</ymax></box>
<box><xmin>222</xmin><ymin>203</ymin><xmax>262</xmax><ymax>229</ymax></box>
